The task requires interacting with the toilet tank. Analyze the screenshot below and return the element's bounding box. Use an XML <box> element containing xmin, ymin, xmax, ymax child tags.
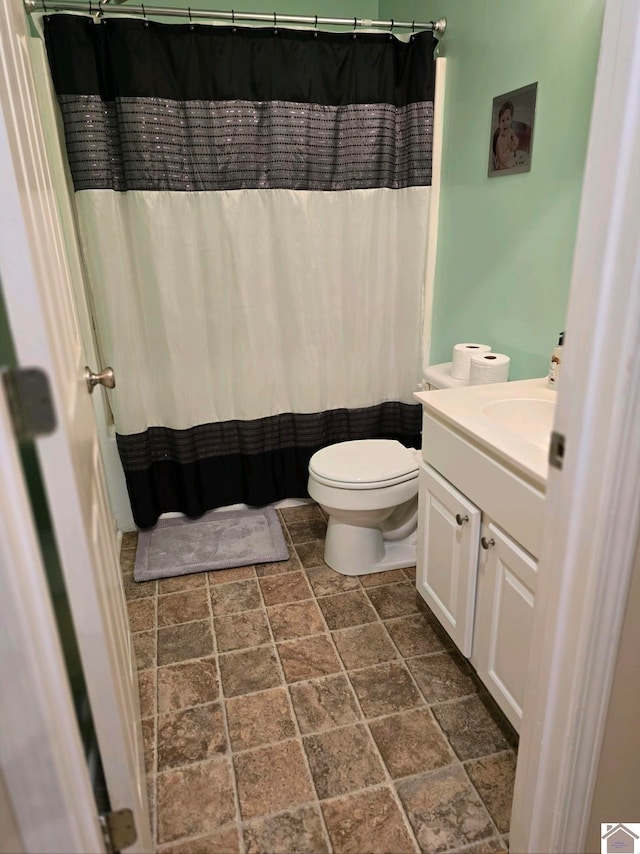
<box><xmin>423</xmin><ymin>362</ymin><xmax>470</xmax><ymax>391</ymax></box>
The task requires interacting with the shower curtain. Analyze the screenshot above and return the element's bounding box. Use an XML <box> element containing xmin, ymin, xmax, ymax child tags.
<box><xmin>43</xmin><ymin>15</ymin><xmax>435</xmax><ymax>528</ymax></box>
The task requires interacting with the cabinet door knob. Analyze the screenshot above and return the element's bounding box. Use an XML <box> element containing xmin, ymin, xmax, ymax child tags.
<box><xmin>455</xmin><ymin>514</ymin><xmax>469</xmax><ymax>526</ymax></box>
<box><xmin>481</xmin><ymin>536</ymin><xmax>495</xmax><ymax>550</ymax></box>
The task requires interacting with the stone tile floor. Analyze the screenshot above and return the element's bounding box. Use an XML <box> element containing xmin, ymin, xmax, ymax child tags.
<box><xmin>121</xmin><ymin>503</ymin><xmax>517</xmax><ymax>854</ymax></box>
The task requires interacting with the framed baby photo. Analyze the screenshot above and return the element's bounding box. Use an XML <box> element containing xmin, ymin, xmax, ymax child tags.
<box><xmin>488</xmin><ymin>82</ymin><xmax>537</xmax><ymax>177</ymax></box>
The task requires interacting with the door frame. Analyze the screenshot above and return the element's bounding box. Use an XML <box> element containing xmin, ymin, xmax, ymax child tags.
<box><xmin>511</xmin><ymin>0</ymin><xmax>640</xmax><ymax>850</ymax></box>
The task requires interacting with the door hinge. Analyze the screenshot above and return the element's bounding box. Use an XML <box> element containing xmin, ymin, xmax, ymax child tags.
<box><xmin>99</xmin><ymin>808</ymin><xmax>137</xmax><ymax>853</ymax></box>
<box><xmin>549</xmin><ymin>430</ymin><xmax>566</xmax><ymax>470</ymax></box>
<box><xmin>1</xmin><ymin>367</ymin><xmax>56</xmax><ymax>440</ymax></box>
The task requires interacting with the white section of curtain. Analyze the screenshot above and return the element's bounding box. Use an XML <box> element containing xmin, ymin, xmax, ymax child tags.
<box><xmin>76</xmin><ymin>186</ymin><xmax>430</xmax><ymax>435</ymax></box>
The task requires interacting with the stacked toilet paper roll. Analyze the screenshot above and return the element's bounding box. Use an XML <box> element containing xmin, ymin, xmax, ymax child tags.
<box><xmin>469</xmin><ymin>352</ymin><xmax>510</xmax><ymax>385</ymax></box>
<box><xmin>451</xmin><ymin>343</ymin><xmax>492</xmax><ymax>380</ymax></box>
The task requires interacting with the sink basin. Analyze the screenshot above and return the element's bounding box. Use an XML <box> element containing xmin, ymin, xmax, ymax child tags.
<box><xmin>414</xmin><ymin>378</ymin><xmax>557</xmax><ymax>488</ymax></box>
<box><xmin>482</xmin><ymin>398</ymin><xmax>555</xmax><ymax>451</ymax></box>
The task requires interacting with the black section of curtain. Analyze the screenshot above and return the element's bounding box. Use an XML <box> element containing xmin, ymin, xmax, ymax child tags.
<box><xmin>44</xmin><ymin>15</ymin><xmax>435</xmax><ymax>106</ymax></box>
<box><xmin>45</xmin><ymin>16</ymin><xmax>435</xmax><ymax>192</ymax></box>
<box><xmin>118</xmin><ymin>404</ymin><xmax>422</xmax><ymax>530</ymax></box>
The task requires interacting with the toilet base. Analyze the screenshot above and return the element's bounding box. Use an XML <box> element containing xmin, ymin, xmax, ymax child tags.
<box><xmin>323</xmin><ymin>517</ymin><xmax>417</xmax><ymax>577</ymax></box>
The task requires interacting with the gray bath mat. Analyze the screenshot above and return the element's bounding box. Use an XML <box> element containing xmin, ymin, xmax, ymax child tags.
<box><xmin>133</xmin><ymin>507</ymin><xmax>288</xmax><ymax>582</ymax></box>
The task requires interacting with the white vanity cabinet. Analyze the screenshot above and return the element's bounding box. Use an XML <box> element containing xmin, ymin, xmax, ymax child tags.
<box><xmin>416</xmin><ymin>448</ymin><xmax>537</xmax><ymax>731</ymax></box>
<box><xmin>416</xmin><ymin>450</ymin><xmax>542</xmax><ymax>733</ymax></box>
<box><xmin>414</xmin><ymin>379</ymin><xmax>553</xmax><ymax>733</ymax></box>
<box><xmin>471</xmin><ymin>520</ymin><xmax>537</xmax><ymax>731</ymax></box>
<box><xmin>416</xmin><ymin>463</ymin><xmax>481</xmax><ymax>657</ymax></box>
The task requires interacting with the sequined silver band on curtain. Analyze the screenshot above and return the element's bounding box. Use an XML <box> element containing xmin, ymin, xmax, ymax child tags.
<box><xmin>58</xmin><ymin>96</ymin><xmax>434</xmax><ymax>192</ymax></box>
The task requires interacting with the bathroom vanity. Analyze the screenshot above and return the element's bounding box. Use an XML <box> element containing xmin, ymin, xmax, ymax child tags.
<box><xmin>413</xmin><ymin>378</ymin><xmax>555</xmax><ymax>732</ymax></box>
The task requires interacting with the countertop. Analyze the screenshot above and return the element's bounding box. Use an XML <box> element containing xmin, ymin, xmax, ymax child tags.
<box><xmin>414</xmin><ymin>378</ymin><xmax>556</xmax><ymax>488</ymax></box>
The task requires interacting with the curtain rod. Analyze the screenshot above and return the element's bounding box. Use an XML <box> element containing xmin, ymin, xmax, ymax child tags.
<box><xmin>24</xmin><ymin>0</ymin><xmax>447</xmax><ymax>36</ymax></box>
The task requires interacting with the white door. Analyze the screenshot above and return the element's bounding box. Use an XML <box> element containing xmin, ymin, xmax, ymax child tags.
<box><xmin>471</xmin><ymin>521</ymin><xmax>537</xmax><ymax>733</ymax></box>
<box><xmin>0</xmin><ymin>2</ymin><xmax>151</xmax><ymax>851</ymax></box>
<box><xmin>0</xmin><ymin>372</ymin><xmax>105</xmax><ymax>853</ymax></box>
<box><xmin>416</xmin><ymin>462</ymin><xmax>481</xmax><ymax>656</ymax></box>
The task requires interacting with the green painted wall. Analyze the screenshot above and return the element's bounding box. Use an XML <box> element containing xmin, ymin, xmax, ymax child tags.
<box><xmin>380</xmin><ymin>0</ymin><xmax>605</xmax><ymax>378</ymax></box>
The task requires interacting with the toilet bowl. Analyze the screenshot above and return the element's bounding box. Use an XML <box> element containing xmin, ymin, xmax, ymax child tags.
<box><xmin>307</xmin><ymin>439</ymin><xmax>421</xmax><ymax>576</ymax></box>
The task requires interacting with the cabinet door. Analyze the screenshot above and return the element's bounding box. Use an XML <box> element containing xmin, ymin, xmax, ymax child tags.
<box><xmin>416</xmin><ymin>463</ymin><xmax>481</xmax><ymax>656</ymax></box>
<box><xmin>471</xmin><ymin>521</ymin><xmax>538</xmax><ymax>732</ymax></box>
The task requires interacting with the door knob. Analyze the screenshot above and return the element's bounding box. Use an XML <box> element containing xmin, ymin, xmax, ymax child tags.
<box><xmin>85</xmin><ymin>366</ymin><xmax>116</xmax><ymax>394</ymax></box>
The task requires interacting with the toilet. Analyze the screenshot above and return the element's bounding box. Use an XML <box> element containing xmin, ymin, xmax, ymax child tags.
<box><xmin>308</xmin><ymin>439</ymin><xmax>421</xmax><ymax>576</ymax></box>
<box><xmin>308</xmin><ymin>363</ymin><xmax>465</xmax><ymax>576</ymax></box>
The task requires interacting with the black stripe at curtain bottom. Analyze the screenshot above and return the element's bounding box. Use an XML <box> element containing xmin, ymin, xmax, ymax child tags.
<box><xmin>117</xmin><ymin>404</ymin><xmax>422</xmax><ymax>529</ymax></box>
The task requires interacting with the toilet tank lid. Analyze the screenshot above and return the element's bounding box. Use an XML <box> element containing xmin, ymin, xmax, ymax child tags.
<box><xmin>309</xmin><ymin>439</ymin><xmax>419</xmax><ymax>484</ymax></box>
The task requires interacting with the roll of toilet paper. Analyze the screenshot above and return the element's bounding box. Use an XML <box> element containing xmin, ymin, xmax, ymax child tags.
<box><xmin>469</xmin><ymin>353</ymin><xmax>510</xmax><ymax>385</ymax></box>
<box><xmin>451</xmin><ymin>343</ymin><xmax>492</xmax><ymax>380</ymax></box>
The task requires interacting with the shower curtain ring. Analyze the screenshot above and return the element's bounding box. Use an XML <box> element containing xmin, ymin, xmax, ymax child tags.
<box><xmin>390</xmin><ymin>19</ymin><xmax>394</xmax><ymax>30</ymax></box>
<box><xmin>231</xmin><ymin>9</ymin><xmax>234</xmax><ymax>23</ymax></box>
<box><xmin>412</xmin><ymin>20</ymin><xmax>415</xmax><ymax>32</ymax></box>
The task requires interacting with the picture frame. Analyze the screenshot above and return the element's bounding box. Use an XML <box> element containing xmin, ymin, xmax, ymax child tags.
<box><xmin>488</xmin><ymin>82</ymin><xmax>538</xmax><ymax>177</ymax></box>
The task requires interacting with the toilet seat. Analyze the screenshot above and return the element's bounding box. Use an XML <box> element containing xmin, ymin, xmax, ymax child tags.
<box><xmin>309</xmin><ymin>439</ymin><xmax>419</xmax><ymax>490</ymax></box>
